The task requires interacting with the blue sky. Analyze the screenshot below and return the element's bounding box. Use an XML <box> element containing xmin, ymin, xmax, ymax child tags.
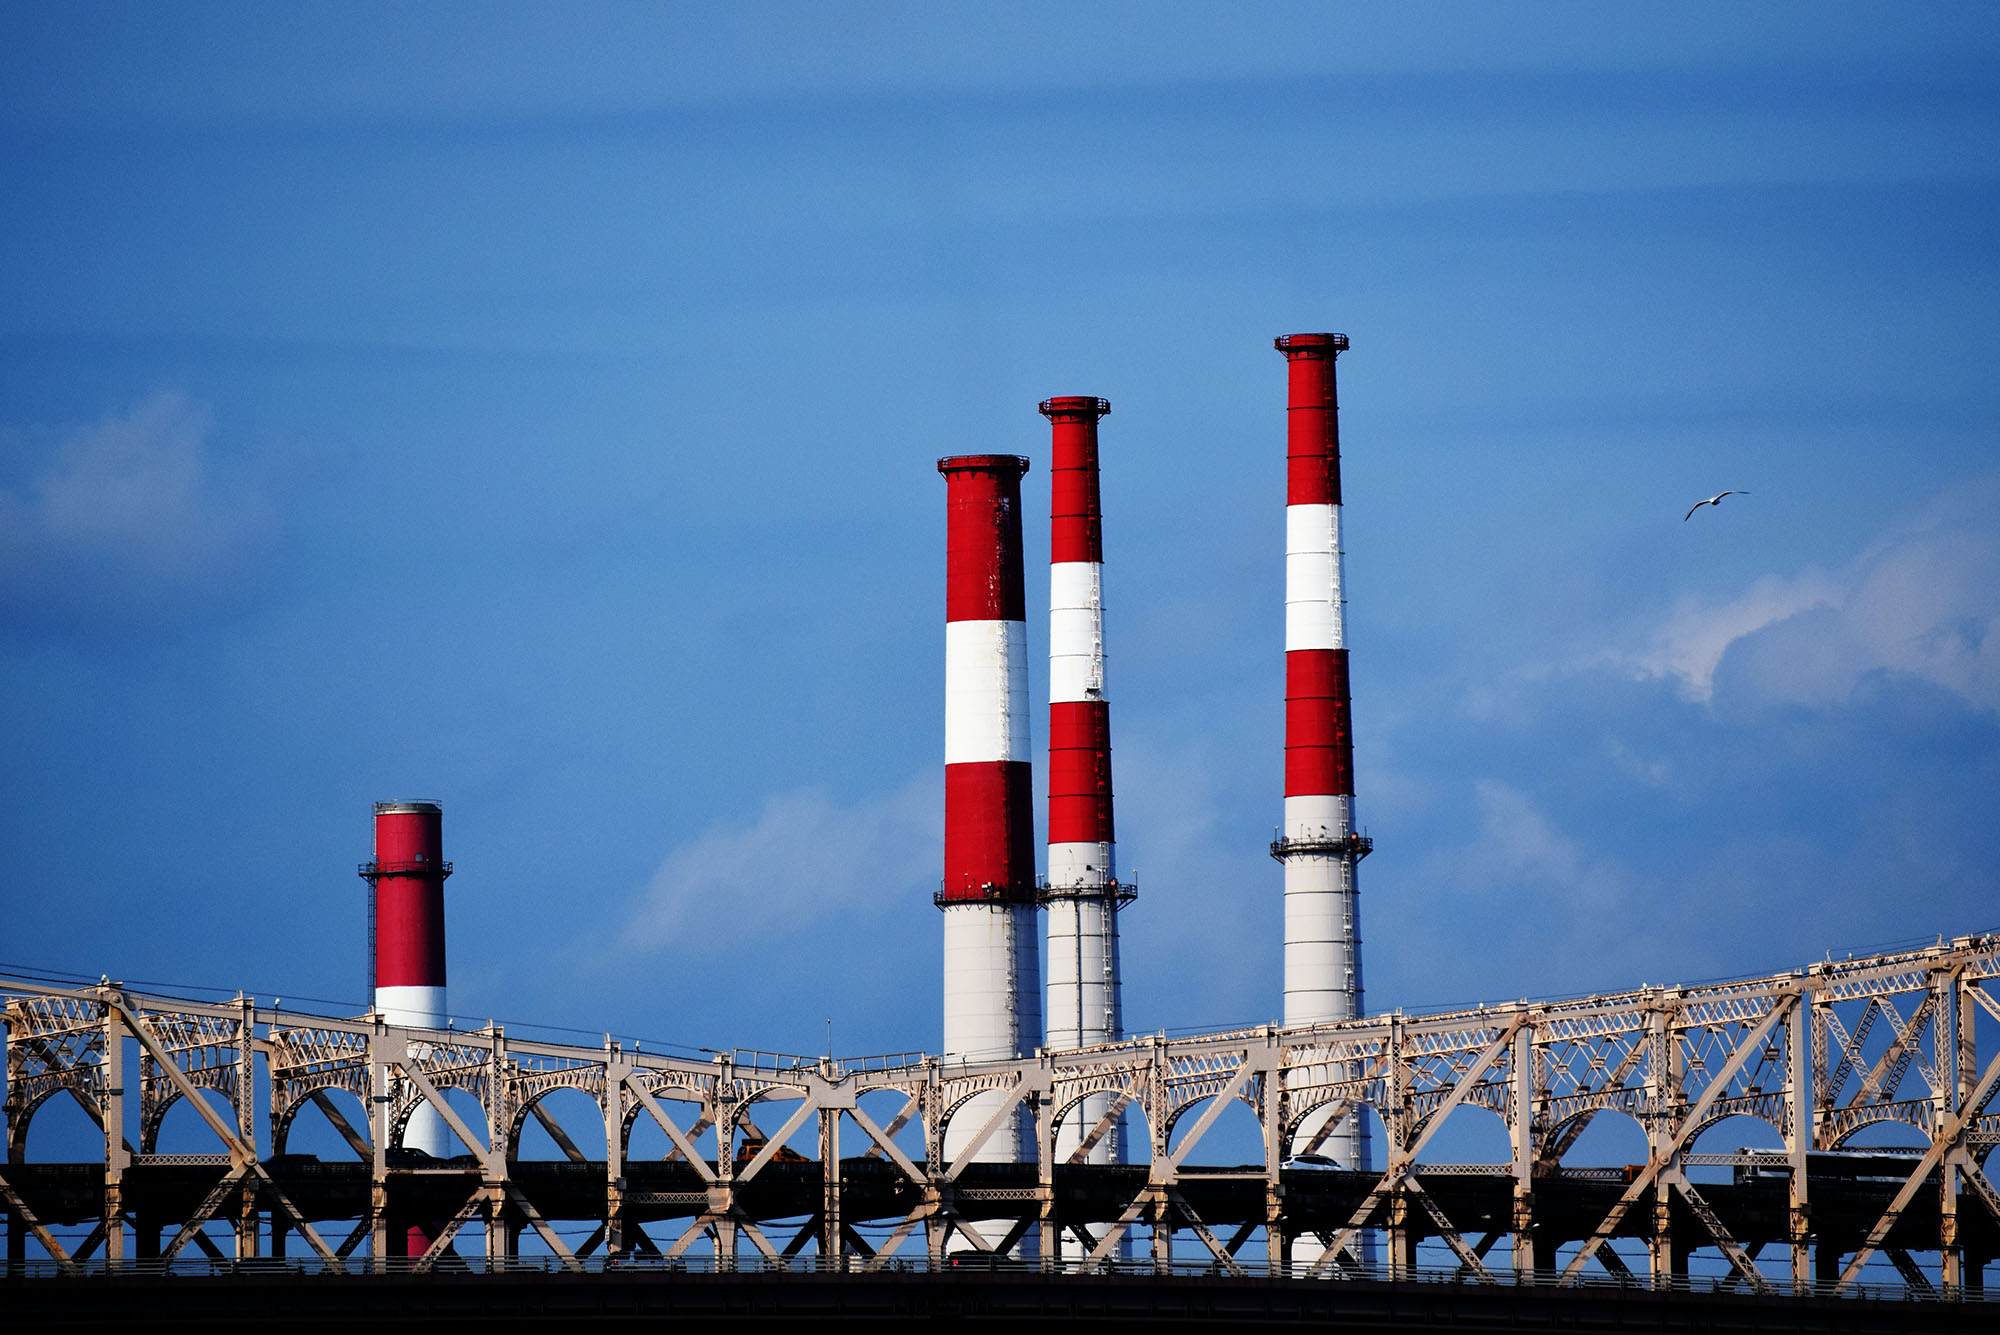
<box><xmin>3</xmin><ymin>4</ymin><xmax>1996</xmax><ymax>1063</ymax></box>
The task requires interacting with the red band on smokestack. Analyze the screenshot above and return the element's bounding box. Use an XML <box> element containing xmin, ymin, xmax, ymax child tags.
<box><xmin>1048</xmin><ymin>699</ymin><xmax>1114</xmax><ymax>844</ymax></box>
<box><xmin>939</xmin><ymin>455</ymin><xmax>1029</xmax><ymax>623</ymax></box>
<box><xmin>1042</xmin><ymin>397</ymin><xmax>1109</xmax><ymax>565</ymax></box>
<box><xmin>1284</xmin><ymin>649</ymin><xmax>1354</xmax><ymax>797</ymax></box>
<box><xmin>941</xmin><ymin>762</ymin><xmax>1037</xmax><ymax>899</ymax></box>
<box><xmin>368</xmin><ymin>803</ymin><xmax>448</xmax><ymax>988</ymax></box>
<box><xmin>1277</xmin><ymin>333</ymin><xmax>1345</xmax><ymax>507</ymax></box>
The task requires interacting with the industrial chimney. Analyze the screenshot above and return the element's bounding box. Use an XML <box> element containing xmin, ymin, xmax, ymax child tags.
<box><xmin>361</xmin><ymin>799</ymin><xmax>452</xmax><ymax>1158</ymax></box>
<box><xmin>1040</xmin><ymin>397</ymin><xmax>1130</xmax><ymax>1166</ymax></box>
<box><xmin>937</xmin><ymin>454</ymin><xmax>1041</xmax><ymax>1165</ymax></box>
<box><xmin>1271</xmin><ymin>334</ymin><xmax>1372</xmax><ymax>1172</ymax></box>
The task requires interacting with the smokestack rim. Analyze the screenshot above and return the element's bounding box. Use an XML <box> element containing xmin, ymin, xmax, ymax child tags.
<box><xmin>1038</xmin><ymin>396</ymin><xmax>1111</xmax><ymax>420</ymax></box>
<box><xmin>373</xmin><ymin>800</ymin><xmax>442</xmax><ymax>815</ymax></box>
<box><xmin>937</xmin><ymin>453</ymin><xmax>1030</xmax><ymax>478</ymax></box>
<box><xmin>1274</xmin><ymin>332</ymin><xmax>1350</xmax><ymax>354</ymax></box>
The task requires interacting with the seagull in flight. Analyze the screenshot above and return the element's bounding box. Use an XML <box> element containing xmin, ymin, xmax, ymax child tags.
<box><xmin>1684</xmin><ymin>490</ymin><xmax>1749</xmax><ymax>521</ymax></box>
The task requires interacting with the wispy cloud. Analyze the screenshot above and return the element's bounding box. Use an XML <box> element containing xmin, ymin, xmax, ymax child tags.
<box><xmin>624</xmin><ymin>772</ymin><xmax>940</xmax><ymax>951</ymax></box>
<box><xmin>1601</xmin><ymin>472</ymin><xmax>2000</xmax><ymax>713</ymax></box>
<box><xmin>0</xmin><ymin>391</ymin><xmax>277</xmax><ymax>630</ymax></box>
<box><xmin>1468</xmin><ymin>779</ymin><xmax>1634</xmax><ymax>913</ymax></box>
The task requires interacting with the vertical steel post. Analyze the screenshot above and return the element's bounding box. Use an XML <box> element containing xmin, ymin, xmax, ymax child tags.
<box><xmin>1511</xmin><ymin>1018</ymin><xmax>1536</xmax><ymax>1280</ymax></box>
<box><xmin>604</xmin><ymin>1048</ymin><xmax>626</xmax><ymax>1259</ymax></box>
<box><xmin>1386</xmin><ymin>1013</ymin><xmax>1411</xmax><ymax>1279</ymax></box>
<box><xmin>1263</xmin><ymin>1031</ymin><xmax>1286</xmax><ymax>1273</ymax></box>
<box><xmin>821</xmin><ymin>1091</ymin><xmax>843</xmax><ymax>1268</ymax></box>
<box><xmin>1787</xmin><ymin>991</ymin><xmax>1811</xmax><ymax>1293</ymax></box>
<box><xmin>1935</xmin><ymin>968</ymin><xmax>1961</xmax><ymax>1294</ymax></box>
<box><xmin>369</xmin><ymin>1026</ymin><xmax>391</xmax><ymax>1268</ymax></box>
<box><xmin>1646</xmin><ymin>998</ymin><xmax>1673</xmax><ymax>1283</ymax></box>
<box><xmin>101</xmin><ymin>1000</ymin><xmax>128</xmax><ymax>1263</ymax></box>
<box><xmin>236</xmin><ymin>996</ymin><xmax>259</xmax><ymax>1259</ymax></box>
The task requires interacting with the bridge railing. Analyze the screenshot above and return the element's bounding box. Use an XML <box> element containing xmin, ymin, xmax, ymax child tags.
<box><xmin>0</xmin><ymin>1250</ymin><xmax>1981</xmax><ymax>1304</ymax></box>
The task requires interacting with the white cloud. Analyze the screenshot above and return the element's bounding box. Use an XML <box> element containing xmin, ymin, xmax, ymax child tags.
<box><xmin>625</xmin><ymin>771</ymin><xmax>940</xmax><ymax>951</ymax></box>
<box><xmin>1603</xmin><ymin>473</ymin><xmax>2000</xmax><ymax>713</ymax></box>
<box><xmin>1469</xmin><ymin>779</ymin><xmax>1632</xmax><ymax>913</ymax></box>
<box><xmin>1615</xmin><ymin>569</ymin><xmax>1843</xmax><ymax>702</ymax></box>
<box><xmin>0</xmin><ymin>391</ymin><xmax>277</xmax><ymax>624</ymax></box>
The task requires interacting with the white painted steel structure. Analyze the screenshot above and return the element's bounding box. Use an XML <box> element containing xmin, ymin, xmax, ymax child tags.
<box><xmin>8</xmin><ymin>933</ymin><xmax>2000</xmax><ymax>1294</ymax></box>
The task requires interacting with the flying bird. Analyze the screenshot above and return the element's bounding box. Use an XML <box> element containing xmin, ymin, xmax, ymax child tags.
<box><xmin>1684</xmin><ymin>490</ymin><xmax>1749</xmax><ymax>521</ymax></box>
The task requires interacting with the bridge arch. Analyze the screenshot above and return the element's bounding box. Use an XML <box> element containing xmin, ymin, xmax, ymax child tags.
<box><xmin>1540</xmin><ymin>1104</ymin><xmax>1648</xmax><ymax>1172</ymax></box>
<box><xmin>1827</xmin><ymin>1112</ymin><xmax>1935</xmax><ymax>1151</ymax></box>
<box><xmin>1407</xmin><ymin>1101</ymin><xmax>1512</xmax><ymax>1169</ymax></box>
<box><xmin>619</xmin><ymin>1078</ymin><xmax>714</xmax><ymax>1162</ymax></box>
<box><xmin>1162</xmin><ymin>1085</ymin><xmax>1264</xmax><ymax>1167</ymax></box>
<box><xmin>143</xmin><ymin>1086</ymin><xmax>240</xmax><ymax>1155</ymax></box>
<box><xmin>8</xmin><ymin>1087</ymin><xmax>101</xmax><ymax>1162</ymax></box>
<box><xmin>272</xmin><ymin>1084</ymin><xmax>372</xmax><ymax>1159</ymax></box>
<box><xmin>508</xmin><ymin>1086</ymin><xmax>607</xmax><ymax>1162</ymax></box>
<box><xmin>1687</xmin><ymin>1110</ymin><xmax>1786</xmax><ymax>1157</ymax></box>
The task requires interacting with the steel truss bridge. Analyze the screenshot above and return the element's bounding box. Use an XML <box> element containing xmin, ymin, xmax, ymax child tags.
<box><xmin>6</xmin><ymin>934</ymin><xmax>2000</xmax><ymax>1305</ymax></box>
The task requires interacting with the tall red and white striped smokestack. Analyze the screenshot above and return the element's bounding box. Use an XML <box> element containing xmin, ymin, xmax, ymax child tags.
<box><xmin>362</xmin><ymin>800</ymin><xmax>451</xmax><ymax>1157</ymax></box>
<box><xmin>938</xmin><ymin>454</ymin><xmax>1041</xmax><ymax>1163</ymax></box>
<box><xmin>1272</xmin><ymin>333</ymin><xmax>1371</xmax><ymax>1171</ymax></box>
<box><xmin>1040</xmin><ymin>397</ymin><xmax>1129</xmax><ymax>1166</ymax></box>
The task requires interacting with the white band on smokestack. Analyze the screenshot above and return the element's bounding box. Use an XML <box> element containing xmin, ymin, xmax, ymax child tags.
<box><xmin>1284</xmin><ymin>503</ymin><xmax>1345</xmax><ymax>653</ymax></box>
<box><xmin>944</xmin><ymin>620</ymin><xmax>1032</xmax><ymax>764</ymax></box>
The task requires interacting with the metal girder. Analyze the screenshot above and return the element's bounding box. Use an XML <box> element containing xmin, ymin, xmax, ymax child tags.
<box><xmin>1558</xmin><ymin>991</ymin><xmax>1796</xmax><ymax>1285</ymax></box>
<box><xmin>4</xmin><ymin>934</ymin><xmax>1999</xmax><ymax>1296</ymax></box>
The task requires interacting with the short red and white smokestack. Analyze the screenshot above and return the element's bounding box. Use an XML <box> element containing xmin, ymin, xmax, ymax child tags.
<box><xmin>1040</xmin><ymin>397</ymin><xmax>1128</xmax><ymax>1164</ymax></box>
<box><xmin>1272</xmin><ymin>334</ymin><xmax>1371</xmax><ymax>1166</ymax></box>
<box><xmin>362</xmin><ymin>800</ymin><xmax>451</xmax><ymax>1156</ymax></box>
<box><xmin>937</xmin><ymin>453</ymin><xmax>1040</xmax><ymax>1163</ymax></box>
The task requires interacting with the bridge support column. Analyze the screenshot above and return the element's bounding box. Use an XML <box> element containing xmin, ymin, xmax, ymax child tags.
<box><xmin>820</xmin><ymin>1103</ymin><xmax>843</xmax><ymax>1268</ymax></box>
<box><xmin>1511</xmin><ymin>1022</ymin><xmax>1536</xmax><ymax>1281</ymax></box>
<box><xmin>714</xmin><ymin>1103</ymin><xmax>738</xmax><ymax>1271</ymax></box>
<box><xmin>604</xmin><ymin>1053</ymin><xmax>626</xmax><ymax>1258</ymax></box>
<box><xmin>1387</xmin><ymin>1187</ymin><xmax>1415</xmax><ymax>1280</ymax></box>
<box><xmin>102</xmin><ymin>1004</ymin><xmax>128</xmax><ymax>1263</ymax></box>
<box><xmin>1649</xmin><ymin>1184</ymin><xmax>1674</xmax><ymax>1283</ymax></box>
<box><xmin>1644</xmin><ymin>998</ymin><xmax>1676</xmax><ymax>1286</ymax></box>
<box><xmin>235</xmin><ymin>1181</ymin><xmax>259</xmax><ymax>1260</ymax></box>
<box><xmin>368</xmin><ymin>1026</ymin><xmax>391</xmax><ymax>1269</ymax></box>
<box><xmin>234</xmin><ymin>998</ymin><xmax>258</xmax><ymax>1260</ymax></box>
<box><xmin>1940</xmin><ymin>968</ymin><xmax>1974</xmax><ymax>1296</ymax></box>
<box><xmin>485</xmin><ymin>1185</ymin><xmax>506</xmax><ymax>1265</ymax></box>
<box><xmin>1786</xmin><ymin>991</ymin><xmax>1810</xmax><ymax>1293</ymax></box>
<box><xmin>1035</xmin><ymin>1095</ymin><xmax>1056</xmax><ymax>1270</ymax></box>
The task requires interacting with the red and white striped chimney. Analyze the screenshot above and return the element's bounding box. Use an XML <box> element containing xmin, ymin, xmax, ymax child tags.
<box><xmin>362</xmin><ymin>800</ymin><xmax>451</xmax><ymax>1157</ymax></box>
<box><xmin>1040</xmin><ymin>396</ymin><xmax>1129</xmax><ymax>1165</ymax></box>
<box><xmin>1272</xmin><ymin>333</ymin><xmax>1371</xmax><ymax>1171</ymax></box>
<box><xmin>938</xmin><ymin>454</ymin><xmax>1041</xmax><ymax>1163</ymax></box>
